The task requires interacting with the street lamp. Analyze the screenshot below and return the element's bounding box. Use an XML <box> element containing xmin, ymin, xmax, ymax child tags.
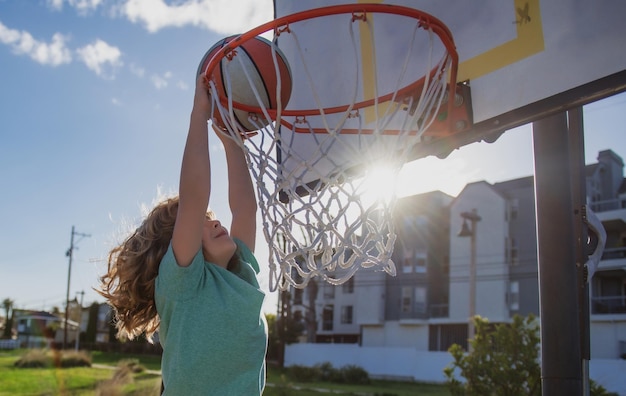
<box><xmin>458</xmin><ymin>209</ymin><xmax>481</xmax><ymax>350</ymax></box>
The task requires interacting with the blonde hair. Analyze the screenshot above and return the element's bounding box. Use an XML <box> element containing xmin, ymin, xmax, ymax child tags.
<box><xmin>98</xmin><ymin>197</ymin><xmax>182</xmax><ymax>341</ymax></box>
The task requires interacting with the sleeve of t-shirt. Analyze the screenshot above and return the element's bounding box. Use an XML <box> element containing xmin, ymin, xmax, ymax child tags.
<box><xmin>235</xmin><ymin>239</ymin><xmax>260</xmax><ymax>274</ymax></box>
<box><xmin>155</xmin><ymin>243</ymin><xmax>206</xmax><ymax>301</ymax></box>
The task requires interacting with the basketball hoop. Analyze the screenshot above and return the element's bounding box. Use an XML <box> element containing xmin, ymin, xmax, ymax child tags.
<box><xmin>200</xmin><ymin>4</ymin><xmax>467</xmax><ymax>291</ymax></box>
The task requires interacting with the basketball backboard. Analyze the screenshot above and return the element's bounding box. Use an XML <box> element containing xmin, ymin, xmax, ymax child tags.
<box><xmin>273</xmin><ymin>0</ymin><xmax>626</xmax><ymax>165</ymax></box>
<box><xmin>218</xmin><ymin>0</ymin><xmax>626</xmax><ymax>289</ymax></box>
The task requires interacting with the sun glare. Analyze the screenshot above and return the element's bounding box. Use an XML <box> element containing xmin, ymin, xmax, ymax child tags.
<box><xmin>357</xmin><ymin>162</ymin><xmax>399</xmax><ymax>207</ymax></box>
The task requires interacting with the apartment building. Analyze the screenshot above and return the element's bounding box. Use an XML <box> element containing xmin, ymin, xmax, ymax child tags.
<box><xmin>289</xmin><ymin>149</ymin><xmax>626</xmax><ymax>359</ymax></box>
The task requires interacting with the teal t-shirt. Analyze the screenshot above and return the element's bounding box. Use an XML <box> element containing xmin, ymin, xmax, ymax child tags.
<box><xmin>155</xmin><ymin>239</ymin><xmax>267</xmax><ymax>395</ymax></box>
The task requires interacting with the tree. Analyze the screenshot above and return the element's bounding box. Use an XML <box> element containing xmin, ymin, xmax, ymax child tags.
<box><xmin>2</xmin><ymin>298</ymin><xmax>13</xmax><ymax>339</ymax></box>
<box><xmin>266</xmin><ymin>312</ymin><xmax>304</xmax><ymax>364</ymax></box>
<box><xmin>444</xmin><ymin>314</ymin><xmax>616</xmax><ymax>396</ymax></box>
<box><xmin>444</xmin><ymin>314</ymin><xmax>541</xmax><ymax>396</ymax></box>
<box><xmin>85</xmin><ymin>302</ymin><xmax>100</xmax><ymax>343</ymax></box>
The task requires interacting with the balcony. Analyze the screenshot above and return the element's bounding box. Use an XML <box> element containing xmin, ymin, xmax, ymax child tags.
<box><xmin>590</xmin><ymin>197</ymin><xmax>626</xmax><ymax>213</ymax></box>
<box><xmin>603</xmin><ymin>247</ymin><xmax>626</xmax><ymax>260</ymax></box>
<box><xmin>592</xmin><ymin>295</ymin><xmax>626</xmax><ymax>314</ymax></box>
<box><xmin>429</xmin><ymin>303</ymin><xmax>449</xmax><ymax>318</ymax></box>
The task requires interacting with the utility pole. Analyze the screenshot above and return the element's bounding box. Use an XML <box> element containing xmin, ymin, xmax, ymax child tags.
<box><xmin>64</xmin><ymin>226</ymin><xmax>90</xmax><ymax>350</ymax></box>
<box><xmin>75</xmin><ymin>290</ymin><xmax>84</xmax><ymax>351</ymax></box>
<box><xmin>458</xmin><ymin>209</ymin><xmax>481</xmax><ymax>349</ymax></box>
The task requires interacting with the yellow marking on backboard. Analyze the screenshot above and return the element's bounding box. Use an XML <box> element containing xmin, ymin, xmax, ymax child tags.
<box><xmin>359</xmin><ymin>0</ymin><xmax>392</xmax><ymax>122</ymax></box>
<box><xmin>458</xmin><ymin>0</ymin><xmax>544</xmax><ymax>82</ymax></box>
<box><xmin>359</xmin><ymin>0</ymin><xmax>545</xmax><ymax>123</ymax></box>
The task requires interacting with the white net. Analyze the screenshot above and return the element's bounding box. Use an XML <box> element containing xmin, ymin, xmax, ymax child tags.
<box><xmin>204</xmin><ymin>5</ymin><xmax>458</xmax><ymax>291</ymax></box>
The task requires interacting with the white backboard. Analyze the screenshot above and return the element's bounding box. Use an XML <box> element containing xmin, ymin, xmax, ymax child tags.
<box><xmin>269</xmin><ymin>0</ymin><xmax>626</xmax><ymax>182</ymax></box>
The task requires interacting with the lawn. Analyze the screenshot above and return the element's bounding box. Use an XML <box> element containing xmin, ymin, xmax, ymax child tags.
<box><xmin>0</xmin><ymin>349</ymin><xmax>161</xmax><ymax>395</ymax></box>
<box><xmin>0</xmin><ymin>349</ymin><xmax>451</xmax><ymax>395</ymax></box>
<box><xmin>265</xmin><ymin>368</ymin><xmax>451</xmax><ymax>396</ymax></box>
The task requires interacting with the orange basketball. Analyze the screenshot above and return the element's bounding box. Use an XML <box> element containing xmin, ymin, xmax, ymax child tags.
<box><xmin>197</xmin><ymin>35</ymin><xmax>292</xmax><ymax>132</ymax></box>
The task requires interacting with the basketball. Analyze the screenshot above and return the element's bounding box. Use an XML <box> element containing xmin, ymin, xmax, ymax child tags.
<box><xmin>197</xmin><ymin>35</ymin><xmax>292</xmax><ymax>132</ymax></box>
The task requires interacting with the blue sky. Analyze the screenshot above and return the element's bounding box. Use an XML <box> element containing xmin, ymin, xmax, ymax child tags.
<box><xmin>0</xmin><ymin>0</ymin><xmax>624</xmax><ymax>315</ymax></box>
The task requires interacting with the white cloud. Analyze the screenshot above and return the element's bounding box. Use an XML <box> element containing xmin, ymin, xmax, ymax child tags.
<box><xmin>0</xmin><ymin>22</ymin><xmax>72</xmax><ymax>66</ymax></box>
<box><xmin>129</xmin><ymin>63</ymin><xmax>146</xmax><ymax>78</ymax></box>
<box><xmin>46</xmin><ymin>0</ymin><xmax>64</xmax><ymax>10</ymax></box>
<box><xmin>111</xmin><ymin>97</ymin><xmax>122</xmax><ymax>106</ymax></box>
<box><xmin>47</xmin><ymin>0</ymin><xmax>104</xmax><ymax>14</ymax></box>
<box><xmin>76</xmin><ymin>39</ymin><xmax>123</xmax><ymax>78</ymax></box>
<box><xmin>176</xmin><ymin>80</ymin><xmax>189</xmax><ymax>90</ymax></box>
<box><xmin>150</xmin><ymin>72</ymin><xmax>170</xmax><ymax>89</ymax></box>
<box><xmin>119</xmin><ymin>0</ymin><xmax>273</xmax><ymax>34</ymax></box>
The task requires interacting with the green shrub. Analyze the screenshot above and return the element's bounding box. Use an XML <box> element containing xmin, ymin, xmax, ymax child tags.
<box><xmin>590</xmin><ymin>379</ymin><xmax>619</xmax><ymax>396</ymax></box>
<box><xmin>287</xmin><ymin>362</ymin><xmax>370</xmax><ymax>385</ymax></box>
<box><xmin>14</xmin><ymin>349</ymin><xmax>92</xmax><ymax>369</ymax></box>
<box><xmin>339</xmin><ymin>364</ymin><xmax>370</xmax><ymax>384</ymax></box>
<box><xmin>118</xmin><ymin>358</ymin><xmax>145</xmax><ymax>373</ymax></box>
<box><xmin>287</xmin><ymin>364</ymin><xmax>320</xmax><ymax>382</ymax></box>
<box><xmin>13</xmin><ymin>349</ymin><xmax>50</xmax><ymax>368</ymax></box>
<box><xmin>96</xmin><ymin>360</ymin><xmax>136</xmax><ymax>395</ymax></box>
<box><xmin>444</xmin><ymin>315</ymin><xmax>541</xmax><ymax>396</ymax></box>
<box><xmin>315</xmin><ymin>361</ymin><xmax>339</xmax><ymax>382</ymax></box>
<box><xmin>60</xmin><ymin>350</ymin><xmax>92</xmax><ymax>367</ymax></box>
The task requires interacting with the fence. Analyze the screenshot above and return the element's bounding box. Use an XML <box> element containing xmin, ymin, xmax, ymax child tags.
<box><xmin>0</xmin><ymin>339</ymin><xmax>19</xmax><ymax>350</ymax></box>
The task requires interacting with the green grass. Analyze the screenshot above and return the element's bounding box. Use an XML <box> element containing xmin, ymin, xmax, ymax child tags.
<box><xmin>0</xmin><ymin>349</ymin><xmax>161</xmax><ymax>395</ymax></box>
<box><xmin>0</xmin><ymin>352</ymin><xmax>111</xmax><ymax>395</ymax></box>
<box><xmin>91</xmin><ymin>350</ymin><xmax>162</xmax><ymax>372</ymax></box>
<box><xmin>0</xmin><ymin>349</ymin><xmax>450</xmax><ymax>395</ymax></box>
<box><xmin>265</xmin><ymin>368</ymin><xmax>451</xmax><ymax>396</ymax></box>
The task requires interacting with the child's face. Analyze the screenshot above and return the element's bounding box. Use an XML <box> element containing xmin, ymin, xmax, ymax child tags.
<box><xmin>201</xmin><ymin>217</ymin><xmax>237</xmax><ymax>267</ymax></box>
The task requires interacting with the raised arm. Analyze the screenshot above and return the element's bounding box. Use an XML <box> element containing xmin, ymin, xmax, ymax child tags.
<box><xmin>171</xmin><ymin>76</ymin><xmax>212</xmax><ymax>267</ymax></box>
<box><xmin>218</xmin><ymin>133</ymin><xmax>257</xmax><ymax>252</ymax></box>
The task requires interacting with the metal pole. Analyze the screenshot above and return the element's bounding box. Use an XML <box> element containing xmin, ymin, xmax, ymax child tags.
<box><xmin>63</xmin><ymin>226</ymin><xmax>90</xmax><ymax>350</ymax></box>
<box><xmin>459</xmin><ymin>210</ymin><xmax>481</xmax><ymax>349</ymax></box>
<box><xmin>468</xmin><ymin>216</ymin><xmax>477</xmax><ymax>345</ymax></box>
<box><xmin>533</xmin><ymin>112</ymin><xmax>582</xmax><ymax>395</ymax></box>
<box><xmin>75</xmin><ymin>290</ymin><xmax>84</xmax><ymax>351</ymax></box>
<box><xmin>567</xmin><ymin>107</ymin><xmax>591</xmax><ymax>396</ymax></box>
<box><xmin>63</xmin><ymin>226</ymin><xmax>75</xmax><ymax>350</ymax></box>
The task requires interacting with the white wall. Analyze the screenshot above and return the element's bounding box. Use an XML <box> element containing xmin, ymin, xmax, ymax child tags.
<box><xmin>285</xmin><ymin>344</ymin><xmax>626</xmax><ymax>395</ymax></box>
<box><xmin>591</xmin><ymin>318</ymin><xmax>626</xmax><ymax>359</ymax></box>
<box><xmin>315</xmin><ymin>266</ymin><xmax>387</xmax><ymax>337</ymax></box>
<box><xmin>361</xmin><ymin>322</ymin><xmax>429</xmax><ymax>349</ymax></box>
<box><xmin>285</xmin><ymin>343</ymin><xmax>452</xmax><ymax>383</ymax></box>
<box><xmin>355</xmin><ymin>270</ymin><xmax>386</xmax><ymax>326</ymax></box>
<box><xmin>449</xmin><ymin>182</ymin><xmax>510</xmax><ymax>323</ymax></box>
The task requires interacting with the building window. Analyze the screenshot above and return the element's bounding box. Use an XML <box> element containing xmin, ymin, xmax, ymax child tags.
<box><xmin>415</xmin><ymin>251</ymin><xmax>427</xmax><ymax>273</ymax></box>
<box><xmin>509</xmin><ymin>281</ymin><xmax>520</xmax><ymax>311</ymax></box>
<box><xmin>403</xmin><ymin>258</ymin><xmax>412</xmax><ymax>273</ymax></box>
<box><xmin>402</xmin><ymin>250</ymin><xmax>427</xmax><ymax>274</ymax></box>
<box><xmin>429</xmin><ymin>324</ymin><xmax>468</xmax><ymax>351</ymax></box>
<box><xmin>293</xmin><ymin>288</ymin><xmax>303</xmax><ymax>305</ymax></box>
<box><xmin>401</xmin><ymin>287</ymin><xmax>412</xmax><ymax>313</ymax></box>
<box><xmin>342</xmin><ymin>277</ymin><xmax>354</xmax><ymax>294</ymax></box>
<box><xmin>509</xmin><ymin>238</ymin><xmax>518</xmax><ymax>266</ymax></box>
<box><xmin>323</xmin><ymin>283</ymin><xmax>335</xmax><ymax>299</ymax></box>
<box><xmin>341</xmin><ymin>306</ymin><xmax>353</xmax><ymax>324</ymax></box>
<box><xmin>510</xmin><ymin>199</ymin><xmax>519</xmax><ymax>220</ymax></box>
<box><xmin>505</xmin><ymin>237</ymin><xmax>509</xmax><ymax>261</ymax></box>
<box><xmin>322</xmin><ymin>305</ymin><xmax>334</xmax><ymax>331</ymax></box>
<box><xmin>414</xmin><ymin>286</ymin><xmax>427</xmax><ymax>314</ymax></box>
